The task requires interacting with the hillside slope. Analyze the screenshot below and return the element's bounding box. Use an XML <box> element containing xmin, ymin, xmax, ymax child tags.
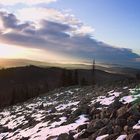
<box><xmin>0</xmin><ymin>83</ymin><xmax>140</xmax><ymax>140</ymax></box>
<box><xmin>0</xmin><ymin>66</ymin><xmax>131</xmax><ymax>108</ymax></box>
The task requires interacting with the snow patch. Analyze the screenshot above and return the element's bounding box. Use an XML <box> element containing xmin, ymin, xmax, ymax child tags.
<box><xmin>120</xmin><ymin>95</ymin><xmax>136</xmax><ymax>104</ymax></box>
<box><xmin>96</xmin><ymin>134</ymin><xmax>109</xmax><ymax>140</ymax></box>
<box><xmin>133</xmin><ymin>120</ymin><xmax>140</xmax><ymax>129</ymax></box>
<box><xmin>56</xmin><ymin>101</ymin><xmax>79</xmax><ymax>111</ymax></box>
<box><xmin>116</xmin><ymin>135</ymin><xmax>127</xmax><ymax>140</ymax></box>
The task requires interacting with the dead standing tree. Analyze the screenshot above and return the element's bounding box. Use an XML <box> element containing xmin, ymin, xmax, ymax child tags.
<box><xmin>92</xmin><ymin>59</ymin><xmax>96</xmax><ymax>85</ymax></box>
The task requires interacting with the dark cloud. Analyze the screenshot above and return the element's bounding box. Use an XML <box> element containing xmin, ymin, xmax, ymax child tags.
<box><xmin>0</xmin><ymin>12</ymin><xmax>29</xmax><ymax>30</ymax></box>
<box><xmin>0</xmin><ymin>11</ymin><xmax>140</xmax><ymax>68</ymax></box>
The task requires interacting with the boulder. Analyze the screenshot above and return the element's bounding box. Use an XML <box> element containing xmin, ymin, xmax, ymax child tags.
<box><xmin>109</xmin><ymin>110</ymin><xmax>116</xmax><ymax>119</ymax></box>
<box><xmin>98</xmin><ymin>124</ymin><xmax>113</xmax><ymax>136</ymax></box>
<box><xmin>77</xmin><ymin>130</ymin><xmax>92</xmax><ymax>139</ymax></box>
<box><xmin>79</xmin><ymin>97</ymin><xmax>91</xmax><ymax>106</ymax></box>
<box><xmin>57</xmin><ymin>133</ymin><xmax>74</xmax><ymax>140</ymax></box>
<box><xmin>87</xmin><ymin>119</ymin><xmax>106</xmax><ymax>133</ymax></box>
<box><xmin>126</xmin><ymin>133</ymin><xmax>140</xmax><ymax>140</ymax></box>
<box><xmin>50</xmin><ymin>107</ymin><xmax>57</xmax><ymax>113</ymax></box>
<box><xmin>128</xmin><ymin>106</ymin><xmax>140</xmax><ymax>117</ymax></box>
<box><xmin>93</xmin><ymin>102</ymin><xmax>101</xmax><ymax>108</ymax></box>
<box><xmin>77</xmin><ymin>124</ymin><xmax>87</xmax><ymax>132</ymax></box>
<box><xmin>89</xmin><ymin>107</ymin><xmax>101</xmax><ymax>117</ymax></box>
<box><xmin>0</xmin><ymin>126</ymin><xmax>10</xmax><ymax>133</ymax></box>
<box><xmin>117</xmin><ymin>105</ymin><xmax>130</xmax><ymax>119</ymax></box>
<box><xmin>20</xmin><ymin>137</ymin><xmax>30</xmax><ymax>140</ymax></box>
<box><xmin>124</xmin><ymin>125</ymin><xmax>132</xmax><ymax>133</ymax></box>
<box><xmin>89</xmin><ymin>131</ymin><xmax>99</xmax><ymax>140</ymax></box>
<box><xmin>115</xmin><ymin>118</ymin><xmax>127</xmax><ymax>127</ymax></box>
<box><xmin>127</xmin><ymin>116</ymin><xmax>137</xmax><ymax>127</ymax></box>
<box><xmin>113</xmin><ymin>125</ymin><xmax>123</xmax><ymax>134</ymax></box>
<box><xmin>110</xmin><ymin>98</ymin><xmax>123</xmax><ymax>110</ymax></box>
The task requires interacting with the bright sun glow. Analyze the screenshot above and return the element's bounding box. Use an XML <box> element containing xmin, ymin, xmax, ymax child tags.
<box><xmin>0</xmin><ymin>44</ymin><xmax>34</xmax><ymax>59</ymax></box>
<box><xmin>0</xmin><ymin>43</ymin><xmax>76</xmax><ymax>63</ymax></box>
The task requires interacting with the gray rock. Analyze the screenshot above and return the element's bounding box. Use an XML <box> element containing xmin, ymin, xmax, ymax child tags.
<box><xmin>126</xmin><ymin>133</ymin><xmax>140</xmax><ymax>140</ymax></box>
<box><xmin>57</xmin><ymin>133</ymin><xmax>74</xmax><ymax>140</ymax></box>
<box><xmin>113</xmin><ymin>125</ymin><xmax>122</xmax><ymax>134</ymax></box>
<box><xmin>115</xmin><ymin>118</ymin><xmax>127</xmax><ymax>127</ymax></box>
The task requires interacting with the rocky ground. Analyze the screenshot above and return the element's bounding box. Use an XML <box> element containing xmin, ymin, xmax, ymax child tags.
<box><xmin>0</xmin><ymin>83</ymin><xmax>140</xmax><ymax>140</ymax></box>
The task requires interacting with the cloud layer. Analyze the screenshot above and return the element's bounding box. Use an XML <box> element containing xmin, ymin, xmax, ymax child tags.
<box><xmin>0</xmin><ymin>0</ymin><xmax>56</xmax><ymax>5</ymax></box>
<box><xmin>0</xmin><ymin>10</ymin><xmax>140</xmax><ymax>68</ymax></box>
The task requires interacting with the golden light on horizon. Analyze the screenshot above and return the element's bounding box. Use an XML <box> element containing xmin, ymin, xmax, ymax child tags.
<box><xmin>0</xmin><ymin>43</ymin><xmax>73</xmax><ymax>63</ymax></box>
<box><xmin>0</xmin><ymin>44</ymin><xmax>34</xmax><ymax>59</ymax></box>
<box><xmin>0</xmin><ymin>43</ymin><xmax>87</xmax><ymax>65</ymax></box>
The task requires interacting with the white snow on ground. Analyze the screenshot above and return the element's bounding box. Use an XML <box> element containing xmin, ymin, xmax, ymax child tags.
<box><xmin>123</xmin><ymin>87</ymin><xmax>128</xmax><ymax>89</ymax></box>
<box><xmin>133</xmin><ymin>124</ymin><xmax>140</xmax><ymax>129</ymax></box>
<box><xmin>0</xmin><ymin>88</ymin><xmax>89</xmax><ymax>140</ymax></box>
<box><xmin>73</xmin><ymin>129</ymin><xmax>86</xmax><ymax>139</ymax></box>
<box><xmin>120</xmin><ymin>95</ymin><xmax>136</xmax><ymax>104</ymax></box>
<box><xmin>91</xmin><ymin>91</ymin><xmax>122</xmax><ymax>106</ymax></box>
<box><xmin>133</xmin><ymin>120</ymin><xmax>140</xmax><ymax>129</ymax></box>
<box><xmin>116</xmin><ymin>135</ymin><xmax>127</xmax><ymax>140</ymax></box>
<box><xmin>32</xmin><ymin>113</ymin><xmax>45</xmax><ymax>121</ymax></box>
<box><xmin>50</xmin><ymin>117</ymin><xmax>67</xmax><ymax>128</ymax></box>
<box><xmin>96</xmin><ymin>134</ymin><xmax>109</xmax><ymax>140</ymax></box>
<box><xmin>130</xmin><ymin>87</ymin><xmax>140</xmax><ymax>92</ymax></box>
<box><xmin>120</xmin><ymin>86</ymin><xmax>140</xmax><ymax>104</ymax></box>
<box><xmin>21</xmin><ymin>115</ymin><xmax>87</xmax><ymax>140</ymax></box>
<box><xmin>0</xmin><ymin>111</ymin><xmax>10</xmax><ymax>116</ymax></box>
<box><xmin>91</xmin><ymin>87</ymin><xmax>140</xmax><ymax>107</ymax></box>
<box><xmin>108</xmin><ymin>92</ymin><xmax>122</xmax><ymax>97</ymax></box>
<box><xmin>5</xmin><ymin>116</ymin><xmax>26</xmax><ymax>129</ymax></box>
<box><xmin>43</xmin><ymin>101</ymin><xmax>58</xmax><ymax>107</ymax></box>
<box><xmin>0</xmin><ymin>86</ymin><xmax>140</xmax><ymax>140</ymax></box>
<box><xmin>96</xmin><ymin>96</ymin><xmax>115</xmax><ymax>106</ymax></box>
<box><xmin>108</xmin><ymin>90</ymin><xmax>114</xmax><ymax>94</ymax></box>
<box><xmin>0</xmin><ymin>132</ymin><xmax>9</xmax><ymax>140</ymax></box>
<box><xmin>0</xmin><ymin>114</ymin><xmax>88</xmax><ymax>140</ymax></box>
<box><xmin>56</xmin><ymin>101</ymin><xmax>79</xmax><ymax>111</ymax></box>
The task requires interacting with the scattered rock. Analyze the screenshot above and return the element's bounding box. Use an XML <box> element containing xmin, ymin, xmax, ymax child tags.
<box><xmin>77</xmin><ymin>124</ymin><xmax>87</xmax><ymax>132</ymax></box>
<box><xmin>124</xmin><ymin>125</ymin><xmax>132</xmax><ymax>133</ymax></box>
<box><xmin>127</xmin><ymin>116</ymin><xmax>137</xmax><ymax>127</ymax></box>
<box><xmin>126</xmin><ymin>133</ymin><xmax>140</xmax><ymax>140</ymax></box>
<box><xmin>115</xmin><ymin>118</ymin><xmax>127</xmax><ymax>127</ymax></box>
<box><xmin>117</xmin><ymin>105</ymin><xmax>130</xmax><ymax>119</ymax></box>
<box><xmin>87</xmin><ymin>119</ymin><xmax>106</xmax><ymax>133</ymax></box>
<box><xmin>103</xmin><ymin>133</ymin><xmax>120</xmax><ymax>140</ymax></box>
<box><xmin>57</xmin><ymin>133</ymin><xmax>74</xmax><ymax>140</ymax></box>
<box><xmin>89</xmin><ymin>107</ymin><xmax>101</xmax><ymax>117</ymax></box>
<box><xmin>20</xmin><ymin>137</ymin><xmax>30</xmax><ymax>140</ymax></box>
<box><xmin>110</xmin><ymin>98</ymin><xmax>123</xmax><ymax>110</ymax></box>
<box><xmin>0</xmin><ymin>126</ymin><xmax>10</xmax><ymax>133</ymax></box>
<box><xmin>50</xmin><ymin>107</ymin><xmax>57</xmax><ymax>113</ymax></box>
<box><xmin>113</xmin><ymin>125</ymin><xmax>123</xmax><ymax>134</ymax></box>
<box><xmin>98</xmin><ymin>124</ymin><xmax>113</xmax><ymax>136</ymax></box>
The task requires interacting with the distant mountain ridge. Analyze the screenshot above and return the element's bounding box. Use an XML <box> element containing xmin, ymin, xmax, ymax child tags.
<box><xmin>0</xmin><ymin>58</ymin><xmax>92</xmax><ymax>69</ymax></box>
<box><xmin>0</xmin><ymin>58</ymin><xmax>140</xmax><ymax>74</ymax></box>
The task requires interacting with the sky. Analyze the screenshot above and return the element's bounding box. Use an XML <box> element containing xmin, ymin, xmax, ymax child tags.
<box><xmin>0</xmin><ymin>0</ymin><xmax>140</xmax><ymax>68</ymax></box>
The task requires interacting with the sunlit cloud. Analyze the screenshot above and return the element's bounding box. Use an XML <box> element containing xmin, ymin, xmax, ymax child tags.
<box><xmin>0</xmin><ymin>9</ymin><xmax>140</xmax><ymax>68</ymax></box>
<box><xmin>72</xmin><ymin>25</ymin><xmax>95</xmax><ymax>36</ymax></box>
<box><xmin>0</xmin><ymin>0</ymin><xmax>57</xmax><ymax>6</ymax></box>
<box><xmin>16</xmin><ymin>7</ymin><xmax>94</xmax><ymax>35</ymax></box>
